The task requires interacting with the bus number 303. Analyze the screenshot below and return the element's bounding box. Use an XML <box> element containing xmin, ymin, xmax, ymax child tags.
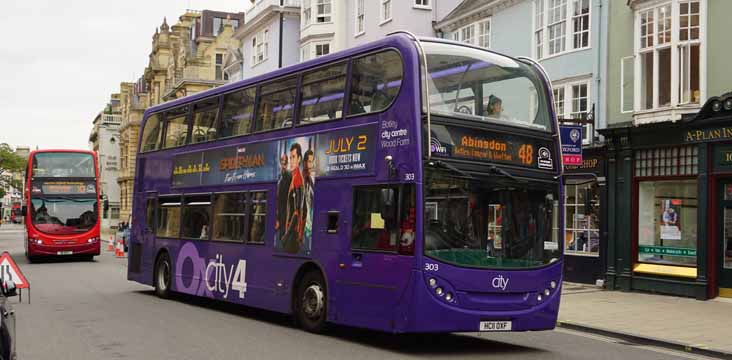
<box><xmin>424</xmin><ymin>263</ymin><xmax>439</xmax><ymax>271</ymax></box>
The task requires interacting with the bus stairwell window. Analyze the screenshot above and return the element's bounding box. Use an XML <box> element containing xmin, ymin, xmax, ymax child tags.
<box><xmin>349</xmin><ymin>50</ymin><xmax>403</xmax><ymax>116</ymax></box>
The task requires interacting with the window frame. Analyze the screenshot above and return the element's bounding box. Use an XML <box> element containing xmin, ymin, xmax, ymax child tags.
<box><xmin>453</xmin><ymin>19</ymin><xmax>491</xmax><ymax>49</ymax></box>
<box><xmin>211</xmin><ymin>191</ymin><xmax>249</xmax><ymax>243</ymax></box>
<box><xmin>315</xmin><ymin>0</ymin><xmax>332</xmax><ymax>23</ymax></box>
<box><xmin>355</xmin><ymin>0</ymin><xmax>365</xmax><ymax>37</ymax></box>
<box><xmin>414</xmin><ymin>0</ymin><xmax>431</xmax><ymax>10</ymax></box>
<box><xmin>532</xmin><ymin>0</ymin><xmax>592</xmax><ymax>60</ymax></box>
<box><xmin>345</xmin><ymin>48</ymin><xmax>405</xmax><ymax>120</ymax></box>
<box><xmin>552</xmin><ymin>78</ymin><xmax>593</xmax><ymax>145</ymax></box>
<box><xmin>252</xmin><ymin>29</ymin><xmax>269</xmax><ymax>67</ymax></box>
<box><xmin>350</xmin><ymin>184</ymin><xmax>415</xmax><ymax>254</ymax></box>
<box><xmin>632</xmin><ymin>0</ymin><xmax>706</xmax><ymax>113</ymax></box>
<box><xmin>380</xmin><ymin>0</ymin><xmax>392</xmax><ymax>25</ymax></box>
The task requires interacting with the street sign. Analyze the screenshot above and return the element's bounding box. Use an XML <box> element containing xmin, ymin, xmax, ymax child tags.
<box><xmin>560</xmin><ymin>125</ymin><xmax>583</xmax><ymax>166</ymax></box>
<box><xmin>0</xmin><ymin>251</ymin><xmax>30</xmax><ymax>289</ymax></box>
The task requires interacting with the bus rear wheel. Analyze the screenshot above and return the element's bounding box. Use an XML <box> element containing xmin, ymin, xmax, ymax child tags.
<box><xmin>296</xmin><ymin>271</ymin><xmax>327</xmax><ymax>333</ymax></box>
<box><xmin>154</xmin><ymin>252</ymin><xmax>172</xmax><ymax>299</ymax></box>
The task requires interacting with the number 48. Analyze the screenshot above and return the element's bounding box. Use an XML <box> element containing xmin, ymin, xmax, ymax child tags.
<box><xmin>518</xmin><ymin>144</ymin><xmax>534</xmax><ymax>165</ymax></box>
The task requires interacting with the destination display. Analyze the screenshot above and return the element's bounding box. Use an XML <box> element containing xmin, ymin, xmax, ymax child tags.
<box><xmin>172</xmin><ymin>125</ymin><xmax>376</xmax><ymax>187</ymax></box>
<box><xmin>428</xmin><ymin>125</ymin><xmax>556</xmax><ymax>170</ymax></box>
<box><xmin>31</xmin><ymin>181</ymin><xmax>96</xmax><ymax>195</ymax></box>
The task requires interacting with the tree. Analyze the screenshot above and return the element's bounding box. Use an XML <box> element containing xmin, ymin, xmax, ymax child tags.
<box><xmin>0</xmin><ymin>143</ymin><xmax>27</xmax><ymax>195</ymax></box>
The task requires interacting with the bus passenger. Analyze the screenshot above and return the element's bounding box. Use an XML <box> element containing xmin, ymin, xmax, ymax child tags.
<box><xmin>485</xmin><ymin>95</ymin><xmax>503</xmax><ymax>118</ymax></box>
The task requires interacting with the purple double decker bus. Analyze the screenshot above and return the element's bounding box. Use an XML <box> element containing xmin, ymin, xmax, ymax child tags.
<box><xmin>128</xmin><ymin>33</ymin><xmax>564</xmax><ymax>334</ymax></box>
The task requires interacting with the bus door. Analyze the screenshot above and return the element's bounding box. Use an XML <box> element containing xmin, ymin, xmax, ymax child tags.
<box><xmin>336</xmin><ymin>184</ymin><xmax>415</xmax><ymax>330</ymax></box>
<box><xmin>138</xmin><ymin>192</ymin><xmax>158</xmax><ymax>272</ymax></box>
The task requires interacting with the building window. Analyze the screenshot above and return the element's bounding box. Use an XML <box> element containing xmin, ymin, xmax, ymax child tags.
<box><xmin>635</xmin><ymin>0</ymin><xmax>702</xmax><ymax>111</ymax></box>
<box><xmin>637</xmin><ymin>180</ymin><xmax>698</xmax><ymax>267</ymax></box>
<box><xmin>301</xmin><ymin>43</ymin><xmax>311</xmax><ymax>61</ymax></box>
<box><xmin>564</xmin><ymin>180</ymin><xmax>600</xmax><ymax>256</ymax></box>
<box><xmin>252</xmin><ymin>29</ymin><xmax>269</xmax><ymax>66</ymax></box>
<box><xmin>533</xmin><ymin>0</ymin><xmax>591</xmax><ymax>59</ymax></box>
<box><xmin>213</xmin><ymin>17</ymin><xmax>224</xmax><ymax>36</ymax></box>
<box><xmin>381</xmin><ymin>0</ymin><xmax>392</xmax><ymax>23</ymax></box>
<box><xmin>215</xmin><ymin>54</ymin><xmax>224</xmax><ymax>81</ymax></box>
<box><xmin>634</xmin><ymin>146</ymin><xmax>698</xmax><ymax>177</ymax></box>
<box><xmin>316</xmin><ymin>0</ymin><xmax>331</xmax><ymax>23</ymax></box>
<box><xmin>453</xmin><ymin>19</ymin><xmax>490</xmax><ymax>48</ymax></box>
<box><xmin>415</xmin><ymin>0</ymin><xmax>431</xmax><ymax>9</ymax></box>
<box><xmin>553</xmin><ymin>80</ymin><xmax>592</xmax><ymax>144</ymax></box>
<box><xmin>355</xmin><ymin>0</ymin><xmax>365</xmax><ymax>35</ymax></box>
<box><xmin>303</xmin><ymin>0</ymin><xmax>312</xmax><ymax>27</ymax></box>
<box><xmin>315</xmin><ymin>43</ymin><xmax>330</xmax><ymax>57</ymax></box>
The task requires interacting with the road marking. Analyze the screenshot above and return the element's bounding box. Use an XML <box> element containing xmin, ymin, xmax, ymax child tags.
<box><xmin>554</xmin><ymin>328</ymin><xmax>719</xmax><ymax>360</ymax></box>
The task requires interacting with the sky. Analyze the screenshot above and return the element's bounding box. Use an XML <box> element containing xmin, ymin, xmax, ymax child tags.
<box><xmin>0</xmin><ymin>0</ymin><xmax>249</xmax><ymax>151</ymax></box>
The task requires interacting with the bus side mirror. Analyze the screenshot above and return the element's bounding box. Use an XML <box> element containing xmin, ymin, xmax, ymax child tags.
<box><xmin>380</xmin><ymin>188</ymin><xmax>396</xmax><ymax>221</ymax></box>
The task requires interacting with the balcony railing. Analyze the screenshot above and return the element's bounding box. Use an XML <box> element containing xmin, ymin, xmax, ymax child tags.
<box><xmin>245</xmin><ymin>0</ymin><xmax>301</xmax><ymax>24</ymax></box>
<box><xmin>102</xmin><ymin>114</ymin><xmax>122</xmax><ymax>125</ymax></box>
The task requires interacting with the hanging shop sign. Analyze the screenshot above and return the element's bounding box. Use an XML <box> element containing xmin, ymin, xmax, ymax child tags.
<box><xmin>560</xmin><ymin>125</ymin><xmax>583</xmax><ymax>166</ymax></box>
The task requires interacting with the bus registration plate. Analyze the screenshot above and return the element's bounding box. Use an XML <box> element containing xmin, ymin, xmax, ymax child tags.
<box><xmin>57</xmin><ymin>251</ymin><xmax>73</xmax><ymax>255</ymax></box>
<box><xmin>479</xmin><ymin>321</ymin><xmax>512</xmax><ymax>331</ymax></box>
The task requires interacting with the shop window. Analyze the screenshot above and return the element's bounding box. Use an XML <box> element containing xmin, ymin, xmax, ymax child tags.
<box><xmin>564</xmin><ymin>180</ymin><xmax>600</xmax><ymax>256</ymax></box>
<box><xmin>637</xmin><ymin>180</ymin><xmax>697</xmax><ymax>267</ymax></box>
<box><xmin>634</xmin><ymin>145</ymin><xmax>698</xmax><ymax>177</ymax></box>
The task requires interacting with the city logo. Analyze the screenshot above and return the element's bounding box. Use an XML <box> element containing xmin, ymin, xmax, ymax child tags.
<box><xmin>491</xmin><ymin>275</ymin><xmax>509</xmax><ymax>291</ymax></box>
<box><xmin>569</xmin><ymin>128</ymin><xmax>581</xmax><ymax>143</ymax></box>
<box><xmin>430</xmin><ymin>137</ymin><xmax>447</xmax><ymax>155</ymax></box>
<box><xmin>537</xmin><ymin>147</ymin><xmax>553</xmax><ymax>170</ymax></box>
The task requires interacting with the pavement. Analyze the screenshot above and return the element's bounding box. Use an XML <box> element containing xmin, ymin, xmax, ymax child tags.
<box><xmin>559</xmin><ymin>282</ymin><xmax>732</xmax><ymax>359</ymax></box>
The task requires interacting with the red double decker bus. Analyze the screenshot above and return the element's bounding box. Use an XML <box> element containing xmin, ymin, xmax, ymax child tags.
<box><xmin>24</xmin><ymin>150</ymin><xmax>101</xmax><ymax>261</ymax></box>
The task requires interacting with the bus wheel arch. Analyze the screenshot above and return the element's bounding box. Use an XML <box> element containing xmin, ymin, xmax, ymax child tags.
<box><xmin>292</xmin><ymin>262</ymin><xmax>328</xmax><ymax>332</ymax></box>
<box><xmin>153</xmin><ymin>249</ymin><xmax>172</xmax><ymax>299</ymax></box>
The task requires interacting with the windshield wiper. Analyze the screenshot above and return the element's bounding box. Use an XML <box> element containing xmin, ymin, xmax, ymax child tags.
<box><xmin>428</xmin><ymin>160</ymin><xmax>474</xmax><ymax>179</ymax></box>
<box><xmin>488</xmin><ymin>165</ymin><xmax>526</xmax><ymax>183</ymax></box>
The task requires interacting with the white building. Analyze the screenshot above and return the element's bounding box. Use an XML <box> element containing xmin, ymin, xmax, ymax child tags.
<box><xmin>89</xmin><ymin>98</ymin><xmax>122</xmax><ymax>230</ymax></box>
<box><xmin>231</xmin><ymin>0</ymin><xmax>302</xmax><ymax>80</ymax></box>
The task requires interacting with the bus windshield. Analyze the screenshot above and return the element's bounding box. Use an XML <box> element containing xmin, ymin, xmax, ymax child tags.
<box><xmin>424</xmin><ymin>166</ymin><xmax>560</xmax><ymax>269</ymax></box>
<box><xmin>30</xmin><ymin>197</ymin><xmax>98</xmax><ymax>235</ymax></box>
<box><xmin>32</xmin><ymin>152</ymin><xmax>95</xmax><ymax>178</ymax></box>
<box><xmin>424</xmin><ymin>41</ymin><xmax>551</xmax><ymax>131</ymax></box>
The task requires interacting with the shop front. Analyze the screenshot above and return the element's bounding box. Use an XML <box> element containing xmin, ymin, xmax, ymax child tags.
<box><xmin>563</xmin><ymin>149</ymin><xmax>607</xmax><ymax>284</ymax></box>
<box><xmin>602</xmin><ymin>95</ymin><xmax>732</xmax><ymax>299</ymax></box>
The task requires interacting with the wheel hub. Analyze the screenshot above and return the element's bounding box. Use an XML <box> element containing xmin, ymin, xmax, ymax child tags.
<box><xmin>302</xmin><ymin>284</ymin><xmax>324</xmax><ymax>319</ymax></box>
<box><xmin>158</xmin><ymin>261</ymin><xmax>170</xmax><ymax>291</ymax></box>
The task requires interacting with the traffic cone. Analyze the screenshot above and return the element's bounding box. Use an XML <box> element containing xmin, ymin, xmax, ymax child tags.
<box><xmin>115</xmin><ymin>239</ymin><xmax>126</xmax><ymax>258</ymax></box>
<box><xmin>107</xmin><ymin>236</ymin><xmax>115</xmax><ymax>252</ymax></box>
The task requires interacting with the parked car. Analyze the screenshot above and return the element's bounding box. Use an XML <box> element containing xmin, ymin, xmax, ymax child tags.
<box><xmin>0</xmin><ymin>280</ymin><xmax>17</xmax><ymax>360</ymax></box>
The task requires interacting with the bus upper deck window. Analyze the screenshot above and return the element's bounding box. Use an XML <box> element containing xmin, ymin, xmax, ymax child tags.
<box><xmin>299</xmin><ymin>62</ymin><xmax>347</xmax><ymax>124</ymax></box>
<box><xmin>220</xmin><ymin>87</ymin><xmax>256</xmax><ymax>138</ymax></box>
<box><xmin>257</xmin><ymin>76</ymin><xmax>298</xmax><ymax>132</ymax></box>
<box><xmin>140</xmin><ymin>114</ymin><xmax>162</xmax><ymax>152</ymax></box>
<box><xmin>163</xmin><ymin>106</ymin><xmax>190</xmax><ymax>149</ymax></box>
<box><xmin>191</xmin><ymin>98</ymin><xmax>220</xmax><ymax>144</ymax></box>
<box><xmin>349</xmin><ymin>50</ymin><xmax>403</xmax><ymax>116</ymax></box>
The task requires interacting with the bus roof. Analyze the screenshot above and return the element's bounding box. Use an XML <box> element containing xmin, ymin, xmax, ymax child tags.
<box><xmin>143</xmin><ymin>33</ymin><xmax>427</xmax><ymax>118</ymax></box>
<box><xmin>28</xmin><ymin>149</ymin><xmax>96</xmax><ymax>157</ymax></box>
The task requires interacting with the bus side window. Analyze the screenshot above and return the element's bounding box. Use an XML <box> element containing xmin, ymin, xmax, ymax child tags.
<box><xmin>257</xmin><ymin>75</ymin><xmax>298</xmax><ymax>132</ymax></box>
<box><xmin>220</xmin><ymin>87</ymin><xmax>256</xmax><ymax>138</ymax></box>
<box><xmin>163</xmin><ymin>106</ymin><xmax>190</xmax><ymax>149</ymax></box>
<box><xmin>299</xmin><ymin>62</ymin><xmax>348</xmax><ymax>124</ymax></box>
<box><xmin>351</xmin><ymin>186</ymin><xmax>399</xmax><ymax>252</ymax></box>
<box><xmin>182</xmin><ymin>194</ymin><xmax>212</xmax><ymax>240</ymax></box>
<box><xmin>145</xmin><ymin>199</ymin><xmax>155</xmax><ymax>232</ymax></box>
<box><xmin>156</xmin><ymin>197</ymin><xmax>181</xmax><ymax>239</ymax></box>
<box><xmin>348</xmin><ymin>50</ymin><xmax>403</xmax><ymax>116</ymax></box>
<box><xmin>248</xmin><ymin>192</ymin><xmax>267</xmax><ymax>244</ymax></box>
<box><xmin>140</xmin><ymin>114</ymin><xmax>162</xmax><ymax>152</ymax></box>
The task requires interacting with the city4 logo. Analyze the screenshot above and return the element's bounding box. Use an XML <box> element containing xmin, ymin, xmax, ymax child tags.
<box><xmin>175</xmin><ymin>242</ymin><xmax>247</xmax><ymax>300</ymax></box>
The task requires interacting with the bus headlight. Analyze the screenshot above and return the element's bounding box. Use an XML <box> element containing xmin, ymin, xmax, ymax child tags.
<box><xmin>36</xmin><ymin>239</ymin><xmax>43</xmax><ymax>245</ymax></box>
<box><xmin>435</xmin><ymin>287</ymin><xmax>444</xmax><ymax>296</ymax></box>
<box><xmin>445</xmin><ymin>293</ymin><xmax>454</xmax><ymax>302</ymax></box>
<box><xmin>537</xmin><ymin>294</ymin><xmax>543</xmax><ymax>302</ymax></box>
<box><xmin>428</xmin><ymin>278</ymin><xmax>437</xmax><ymax>288</ymax></box>
<box><xmin>550</xmin><ymin>281</ymin><xmax>557</xmax><ymax>289</ymax></box>
<box><xmin>544</xmin><ymin>289</ymin><xmax>551</xmax><ymax>297</ymax></box>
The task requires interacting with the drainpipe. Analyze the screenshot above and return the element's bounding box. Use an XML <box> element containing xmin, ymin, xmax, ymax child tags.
<box><xmin>595</xmin><ymin>0</ymin><xmax>607</xmax><ymax>138</ymax></box>
<box><xmin>279</xmin><ymin>13</ymin><xmax>284</xmax><ymax>68</ymax></box>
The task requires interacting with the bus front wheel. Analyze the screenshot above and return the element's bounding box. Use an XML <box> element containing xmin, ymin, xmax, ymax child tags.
<box><xmin>296</xmin><ymin>271</ymin><xmax>327</xmax><ymax>333</ymax></box>
<box><xmin>154</xmin><ymin>252</ymin><xmax>172</xmax><ymax>299</ymax></box>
